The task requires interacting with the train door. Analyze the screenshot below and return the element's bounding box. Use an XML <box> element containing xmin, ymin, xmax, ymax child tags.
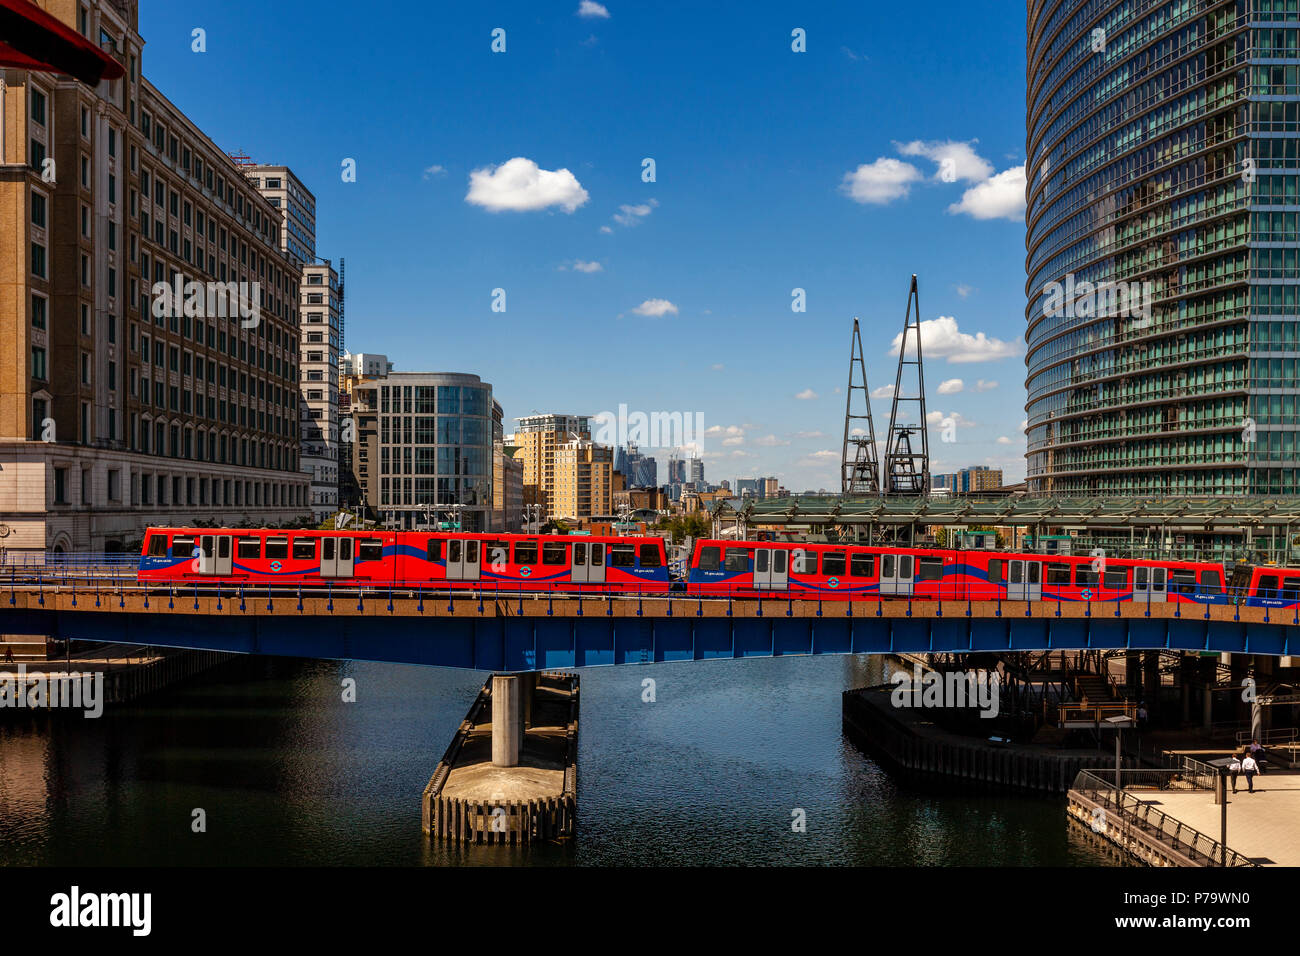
<box><xmin>880</xmin><ymin>553</ymin><xmax>914</xmax><ymax>596</ymax></box>
<box><xmin>320</xmin><ymin>537</ymin><xmax>355</xmax><ymax>578</ymax></box>
<box><xmin>570</xmin><ymin>542</ymin><xmax>606</xmax><ymax>585</ymax></box>
<box><xmin>198</xmin><ymin>535</ymin><xmax>215</xmax><ymax>574</ymax></box>
<box><xmin>214</xmin><ymin>535</ymin><xmax>232</xmax><ymax>575</ymax></box>
<box><xmin>753</xmin><ymin>549</ymin><xmax>789</xmax><ymax>590</ymax></box>
<box><xmin>446</xmin><ymin>538</ymin><xmax>481</xmax><ymax>581</ymax></box>
<box><xmin>1134</xmin><ymin>566</ymin><xmax>1166</xmax><ymax>603</ymax></box>
<box><xmin>1008</xmin><ymin>560</ymin><xmax>1042</xmax><ymax>600</ymax></box>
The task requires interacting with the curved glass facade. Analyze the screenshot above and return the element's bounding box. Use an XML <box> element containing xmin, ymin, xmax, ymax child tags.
<box><xmin>1026</xmin><ymin>0</ymin><xmax>1300</xmax><ymax>496</ymax></box>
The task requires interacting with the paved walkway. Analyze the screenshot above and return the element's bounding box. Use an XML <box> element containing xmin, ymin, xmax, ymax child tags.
<box><xmin>1131</xmin><ymin>772</ymin><xmax>1300</xmax><ymax>867</ymax></box>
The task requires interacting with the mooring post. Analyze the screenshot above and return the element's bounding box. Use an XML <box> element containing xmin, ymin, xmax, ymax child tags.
<box><xmin>492</xmin><ymin>674</ymin><xmax>521</xmax><ymax>767</ymax></box>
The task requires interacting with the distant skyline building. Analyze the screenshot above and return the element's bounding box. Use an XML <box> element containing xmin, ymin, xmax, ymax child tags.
<box><xmin>931</xmin><ymin>465</ymin><xmax>1003</xmax><ymax>494</ymax></box>
<box><xmin>1026</xmin><ymin>0</ymin><xmax>1300</xmax><ymax>497</ymax></box>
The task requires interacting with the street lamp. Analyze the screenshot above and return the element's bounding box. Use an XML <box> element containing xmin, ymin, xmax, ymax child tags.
<box><xmin>1105</xmin><ymin>714</ymin><xmax>1134</xmax><ymax>789</ymax></box>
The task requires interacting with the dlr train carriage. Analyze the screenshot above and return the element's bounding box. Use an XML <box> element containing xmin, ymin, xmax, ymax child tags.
<box><xmin>685</xmin><ymin>539</ymin><xmax>1245</xmax><ymax>605</ymax></box>
<box><xmin>138</xmin><ymin>527</ymin><xmax>670</xmax><ymax>592</ymax></box>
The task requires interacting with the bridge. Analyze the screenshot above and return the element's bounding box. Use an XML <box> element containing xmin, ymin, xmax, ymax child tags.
<box><xmin>2</xmin><ymin>576</ymin><xmax>1296</xmax><ymax>671</ymax></box>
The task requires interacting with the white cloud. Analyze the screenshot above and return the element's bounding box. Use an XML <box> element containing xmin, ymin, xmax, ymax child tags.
<box><xmin>937</xmin><ymin>378</ymin><xmax>964</xmax><ymax>394</ymax></box>
<box><xmin>926</xmin><ymin>410</ymin><xmax>976</xmax><ymax>427</ymax></box>
<box><xmin>423</xmin><ymin>164</ymin><xmax>446</xmax><ymax>179</ymax></box>
<box><xmin>466</xmin><ymin>157</ymin><xmax>589</xmax><ymax>213</ymax></box>
<box><xmin>871</xmin><ymin>384</ymin><xmax>895</xmax><ymax>399</ymax></box>
<box><xmin>890</xmin><ymin>316</ymin><xmax>1020</xmax><ymax>364</ymax></box>
<box><xmin>711</xmin><ymin>363</ymin><xmax>725</xmax><ymax>371</ymax></box>
<box><xmin>894</xmin><ymin>139</ymin><xmax>994</xmax><ymax>183</ymax></box>
<box><xmin>955</xmin><ymin>284</ymin><xmax>974</xmax><ymax>298</ymax></box>
<box><xmin>632</xmin><ymin>298</ymin><xmax>678</xmax><ymax>317</ymax></box>
<box><xmin>974</xmin><ymin>379</ymin><xmax>998</xmax><ymax>392</ymax></box>
<box><xmin>996</xmin><ymin>436</ymin><xmax>1015</xmax><ymax>445</ymax></box>
<box><xmin>705</xmin><ymin>425</ymin><xmax>744</xmax><ymax>438</ymax></box>
<box><xmin>571</xmin><ymin>260</ymin><xmax>602</xmax><ymax>273</ymax></box>
<box><xmin>948</xmin><ymin>165</ymin><xmax>1026</xmax><ymax>221</ymax></box>
<box><xmin>754</xmin><ymin>434</ymin><xmax>790</xmax><ymax>447</ymax></box>
<box><xmin>795</xmin><ymin>388</ymin><xmax>818</xmax><ymax>400</ymax></box>
<box><xmin>612</xmin><ymin>198</ymin><xmax>658</xmax><ymax>227</ymax></box>
<box><xmin>840</xmin><ymin>158</ymin><xmax>922</xmax><ymax>205</ymax></box>
<box><xmin>1020</xmin><ymin>418</ymin><xmax>1029</xmax><ymax>432</ymax></box>
<box><xmin>599</xmin><ymin>225</ymin><xmax>613</xmax><ymax>234</ymax></box>
<box><xmin>794</xmin><ymin>430</ymin><xmax>825</xmax><ymax>439</ymax></box>
<box><xmin>577</xmin><ymin>1</ymin><xmax>610</xmax><ymax>18</ymax></box>
<box><xmin>722</xmin><ymin>435</ymin><xmax>745</xmax><ymax>446</ymax></box>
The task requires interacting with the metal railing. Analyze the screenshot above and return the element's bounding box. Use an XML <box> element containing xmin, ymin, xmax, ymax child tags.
<box><xmin>1071</xmin><ymin>769</ymin><xmax>1255</xmax><ymax>867</ymax></box>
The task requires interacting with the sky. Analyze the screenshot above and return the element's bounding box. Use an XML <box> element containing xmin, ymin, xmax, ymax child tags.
<box><xmin>140</xmin><ymin>0</ymin><xmax>1031</xmax><ymax>491</ymax></box>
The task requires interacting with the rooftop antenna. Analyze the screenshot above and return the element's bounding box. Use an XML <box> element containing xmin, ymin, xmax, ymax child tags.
<box><xmin>884</xmin><ymin>275</ymin><xmax>930</xmax><ymax>496</ymax></box>
<box><xmin>840</xmin><ymin>317</ymin><xmax>881</xmax><ymax>496</ymax></box>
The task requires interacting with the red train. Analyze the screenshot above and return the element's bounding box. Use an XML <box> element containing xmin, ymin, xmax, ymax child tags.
<box><xmin>138</xmin><ymin>527</ymin><xmax>669</xmax><ymax>592</ymax></box>
<box><xmin>136</xmin><ymin>527</ymin><xmax>1300</xmax><ymax>609</ymax></box>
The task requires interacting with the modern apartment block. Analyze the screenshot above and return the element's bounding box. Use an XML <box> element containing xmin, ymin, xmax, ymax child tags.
<box><xmin>508</xmin><ymin>413</ymin><xmax>590</xmax><ymax>514</ymax></box>
<box><xmin>1026</xmin><ymin>0</ymin><xmax>1300</xmax><ymax>496</ymax></box>
<box><xmin>0</xmin><ymin>0</ymin><xmax>308</xmax><ymax>554</ymax></box>
<box><xmin>242</xmin><ymin>163</ymin><xmax>341</xmax><ymax>523</ymax></box>
<box><xmin>348</xmin><ymin>371</ymin><xmax>501</xmax><ymax>531</ymax></box>
<box><xmin>553</xmin><ymin>439</ymin><xmax>613</xmax><ymax>520</ymax></box>
<box><xmin>932</xmin><ymin>465</ymin><xmax>1004</xmax><ymax>494</ymax></box>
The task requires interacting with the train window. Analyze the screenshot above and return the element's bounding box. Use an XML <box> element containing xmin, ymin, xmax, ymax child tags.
<box><xmin>610</xmin><ymin>545</ymin><xmax>636</xmax><ymax>567</ymax></box>
<box><xmin>293</xmin><ymin>539</ymin><xmax>316</xmax><ymax>560</ymax></box>
<box><xmin>639</xmin><ymin>544</ymin><xmax>662</xmax><ymax>568</ymax></box>
<box><xmin>1009</xmin><ymin>562</ymin><xmax>1022</xmax><ymax>584</ymax></box>
<box><xmin>340</xmin><ymin>539</ymin><xmax>353</xmax><ymax>561</ymax></box>
<box><xmin>1075</xmin><ymin>567</ymin><xmax>1098</xmax><ymax>586</ymax></box>
<box><xmin>358</xmin><ymin>539</ymin><xmax>383</xmax><ymax>562</ymax></box>
<box><xmin>1045</xmin><ymin>564</ymin><xmax>1070</xmax><ymax>585</ymax></box>
<box><xmin>573</xmin><ymin>544</ymin><xmax>586</xmax><ymax>566</ymax></box>
<box><xmin>590</xmin><ymin>545</ymin><xmax>603</xmax><ymax>567</ymax></box>
<box><xmin>1199</xmin><ymin>569</ymin><xmax>1222</xmax><ymax>594</ymax></box>
<box><xmin>514</xmin><ymin>541</ymin><xmax>538</xmax><ymax>565</ymax></box>
<box><xmin>850</xmin><ymin>553</ymin><xmax>875</xmax><ymax>577</ymax></box>
<box><xmin>172</xmin><ymin>535</ymin><xmax>195</xmax><ymax>556</ymax></box>
<box><xmin>265</xmin><ymin>537</ymin><xmax>288</xmax><ymax>560</ymax></box>
<box><xmin>322</xmin><ymin>538</ymin><xmax>336</xmax><ymax>560</ymax></box>
<box><xmin>699</xmin><ymin>547</ymin><xmax>721</xmax><ymax>571</ymax></box>
<box><xmin>987</xmin><ymin>559</ymin><xmax>1003</xmax><ymax>584</ymax></box>
<box><xmin>201</xmin><ymin>536</ymin><xmax>214</xmax><ymax>558</ymax></box>
<box><xmin>772</xmin><ymin>550</ymin><xmax>787</xmax><ymax>573</ymax></box>
<box><xmin>237</xmin><ymin>537</ymin><xmax>260</xmax><ymax>559</ymax></box>
<box><xmin>1170</xmin><ymin>570</ymin><xmax>1197</xmax><ymax>595</ymax></box>
<box><xmin>543</xmin><ymin>543</ymin><xmax>567</xmax><ymax>565</ymax></box>
<box><xmin>484</xmin><ymin>540</ymin><xmax>510</xmax><ymax>567</ymax></box>
<box><xmin>148</xmin><ymin>535</ymin><xmax>167</xmax><ymax>557</ymax></box>
<box><xmin>792</xmin><ymin>550</ymin><xmax>816</xmax><ymax>574</ymax></box>
<box><xmin>756</xmin><ymin>551</ymin><xmax>769</xmax><ymax>573</ymax></box>
<box><xmin>466</xmin><ymin>541</ymin><xmax>480</xmax><ymax>563</ymax></box>
<box><xmin>822</xmin><ymin>552</ymin><xmax>847</xmax><ymax>577</ymax></box>
<box><xmin>1027</xmin><ymin>563</ymin><xmax>1040</xmax><ymax>584</ymax></box>
<box><xmin>426</xmin><ymin>540</ymin><xmax>442</xmax><ymax>562</ymax></box>
<box><xmin>1259</xmin><ymin>575</ymin><xmax>1279</xmax><ymax>598</ymax></box>
<box><xmin>1135</xmin><ymin>567</ymin><xmax>1148</xmax><ymax>586</ymax></box>
<box><xmin>218</xmin><ymin>536</ymin><xmax>231</xmax><ymax>559</ymax></box>
<box><xmin>917</xmin><ymin>557</ymin><xmax>943</xmax><ymax>581</ymax></box>
<box><xmin>1283</xmin><ymin>578</ymin><xmax>1300</xmax><ymax>601</ymax></box>
<box><xmin>882</xmin><ymin>554</ymin><xmax>895</xmax><ymax>578</ymax></box>
<box><xmin>724</xmin><ymin>549</ymin><xmax>750</xmax><ymax>572</ymax></box>
<box><xmin>448</xmin><ymin>540</ymin><xmax>462</xmax><ymax>563</ymax></box>
<box><xmin>1105</xmin><ymin>567</ymin><xmax>1128</xmax><ymax>588</ymax></box>
<box><xmin>898</xmin><ymin>556</ymin><xmax>913</xmax><ymax>579</ymax></box>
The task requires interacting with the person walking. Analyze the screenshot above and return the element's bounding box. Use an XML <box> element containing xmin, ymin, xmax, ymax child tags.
<box><xmin>1241</xmin><ymin>752</ymin><xmax>1259</xmax><ymax>793</ymax></box>
<box><xmin>1228</xmin><ymin>754</ymin><xmax>1242</xmax><ymax>794</ymax></box>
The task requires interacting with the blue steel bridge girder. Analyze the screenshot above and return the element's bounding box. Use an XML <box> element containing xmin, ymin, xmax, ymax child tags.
<box><xmin>6</xmin><ymin>607</ymin><xmax>1295</xmax><ymax>672</ymax></box>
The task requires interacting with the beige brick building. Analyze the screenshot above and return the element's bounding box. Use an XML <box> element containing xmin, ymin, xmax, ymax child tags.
<box><xmin>0</xmin><ymin>0</ymin><xmax>308</xmax><ymax>555</ymax></box>
<box><xmin>508</xmin><ymin>413</ymin><xmax>590</xmax><ymax>515</ymax></box>
<box><xmin>553</xmin><ymin>439</ymin><xmax>613</xmax><ymax>521</ymax></box>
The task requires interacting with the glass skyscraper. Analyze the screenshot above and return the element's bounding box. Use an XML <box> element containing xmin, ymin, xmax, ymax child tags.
<box><xmin>1026</xmin><ymin>0</ymin><xmax>1300</xmax><ymax>496</ymax></box>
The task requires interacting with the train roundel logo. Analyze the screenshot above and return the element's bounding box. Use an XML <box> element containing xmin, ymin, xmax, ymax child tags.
<box><xmin>1081</xmin><ymin>587</ymin><xmax>1092</xmax><ymax>600</ymax></box>
<box><xmin>520</xmin><ymin>566</ymin><xmax>532</xmax><ymax>577</ymax></box>
<box><xmin>828</xmin><ymin>577</ymin><xmax>840</xmax><ymax>589</ymax></box>
<box><xmin>270</xmin><ymin>560</ymin><xmax>282</xmax><ymax>572</ymax></box>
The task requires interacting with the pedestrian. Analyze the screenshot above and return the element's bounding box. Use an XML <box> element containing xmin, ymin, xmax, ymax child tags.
<box><xmin>1241</xmin><ymin>752</ymin><xmax>1259</xmax><ymax>793</ymax></box>
<box><xmin>1228</xmin><ymin>754</ymin><xmax>1242</xmax><ymax>794</ymax></box>
<box><xmin>1250</xmin><ymin>739</ymin><xmax>1265</xmax><ymax>774</ymax></box>
<box><xmin>1137</xmin><ymin>701</ymin><xmax>1149</xmax><ymax>732</ymax></box>
<box><xmin>2</xmin><ymin>644</ymin><xmax>12</xmax><ymax>664</ymax></box>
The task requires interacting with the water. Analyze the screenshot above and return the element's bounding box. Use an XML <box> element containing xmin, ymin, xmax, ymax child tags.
<box><xmin>0</xmin><ymin>654</ymin><xmax>1113</xmax><ymax>866</ymax></box>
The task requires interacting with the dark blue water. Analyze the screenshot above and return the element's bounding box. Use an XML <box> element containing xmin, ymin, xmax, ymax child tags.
<box><xmin>0</xmin><ymin>654</ymin><xmax>1111</xmax><ymax>865</ymax></box>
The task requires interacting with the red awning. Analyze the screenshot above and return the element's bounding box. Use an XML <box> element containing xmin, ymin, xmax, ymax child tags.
<box><xmin>0</xmin><ymin>0</ymin><xmax>125</xmax><ymax>85</ymax></box>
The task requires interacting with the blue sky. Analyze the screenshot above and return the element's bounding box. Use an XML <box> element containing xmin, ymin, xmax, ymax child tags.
<box><xmin>141</xmin><ymin>0</ymin><xmax>1030</xmax><ymax>490</ymax></box>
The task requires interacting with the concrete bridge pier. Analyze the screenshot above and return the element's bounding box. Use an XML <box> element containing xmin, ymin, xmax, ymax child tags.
<box><xmin>492</xmin><ymin>675</ymin><xmax>521</xmax><ymax>767</ymax></box>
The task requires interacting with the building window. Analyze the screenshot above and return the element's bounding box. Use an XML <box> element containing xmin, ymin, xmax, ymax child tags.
<box><xmin>31</xmin><ymin>191</ymin><xmax>46</xmax><ymax>227</ymax></box>
<box><xmin>31</xmin><ymin>242</ymin><xmax>45</xmax><ymax>278</ymax></box>
<box><xmin>54</xmin><ymin>467</ymin><xmax>68</xmax><ymax>504</ymax></box>
<box><xmin>31</xmin><ymin>294</ymin><xmax>47</xmax><ymax>330</ymax></box>
<box><xmin>31</xmin><ymin>347</ymin><xmax>46</xmax><ymax>381</ymax></box>
<box><xmin>31</xmin><ymin>88</ymin><xmax>46</xmax><ymax>126</ymax></box>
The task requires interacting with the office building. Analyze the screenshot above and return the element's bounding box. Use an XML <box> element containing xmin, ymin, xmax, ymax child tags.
<box><xmin>0</xmin><ymin>0</ymin><xmax>309</xmax><ymax>554</ymax></box>
<box><xmin>1026</xmin><ymin>0</ymin><xmax>1300</xmax><ymax>495</ymax></box>
<box><xmin>349</xmin><ymin>371</ymin><xmax>498</xmax><ymax>530</ymax></box>
<box><xmin>931</xmin><ymin>465</ymin><xmax>1004</xmax><ymax>494</ymax></box>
